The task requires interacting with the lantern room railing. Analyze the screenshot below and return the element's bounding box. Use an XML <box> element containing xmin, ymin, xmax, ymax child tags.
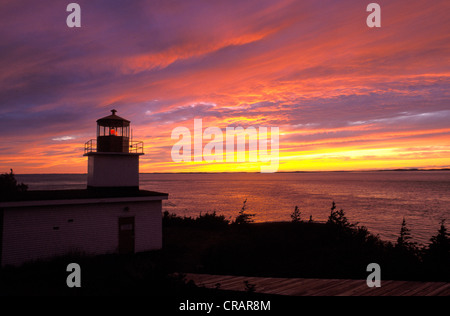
<box><xmin>129</xmin><ymin>141</ymin><xmax>144</xmax><ymax>154</ymax></box>
<box><xmin>85</xmin><ymin>139</ymin><xmax>96</xmax><ymax>154</ymax></box>
<box><xmin>84</xmin><ymin>139</ymin><xmax>144</xmax><ymax>154</ymax></box>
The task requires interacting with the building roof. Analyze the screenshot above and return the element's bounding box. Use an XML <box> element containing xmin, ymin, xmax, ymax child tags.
<box><xmin>97</xmin><ymin>109</ymin><xmax>130</xmax><ymax>127</ymax></box>
<box><xmin>0</xmin><ymin>188</ymin><xmax>168</xmax><ymax>207</ymax></box>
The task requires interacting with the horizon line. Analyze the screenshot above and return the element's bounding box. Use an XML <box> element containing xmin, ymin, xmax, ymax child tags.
<box><xmin>13</xmin><ymin>167</ymin><xmax>450</xmax><ymax>175</ymax></box>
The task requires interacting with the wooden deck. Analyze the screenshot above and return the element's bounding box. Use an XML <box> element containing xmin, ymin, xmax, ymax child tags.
<box><xmin>185</xmin><ymin>273</ymin><xmax>450</xmax><ymax>296</ymax></box>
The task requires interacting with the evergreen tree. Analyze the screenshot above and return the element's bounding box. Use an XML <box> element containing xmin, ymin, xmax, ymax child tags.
<box><xmin>327</xmin><ymin>201</ymin><xmax>354</xmax><ymax>230</ymax></box>
<box><xmin>234</xmin><ymin>199</ymin><xmax>255</xmax><ymax>225</ymax></box>
<box><xmin>396</xmin><ymin>218</ymin><xmax>416</xmax><ymax>251</ymax></box>
<box><xmin>290</xmin><ymin>206</ymin><xmax>301</xmax><ymax>223</ymax></box>
<box><xmin>427</xmin><ymin>219</ymin><xmax>450</xmax><ymax>261</ymax></box>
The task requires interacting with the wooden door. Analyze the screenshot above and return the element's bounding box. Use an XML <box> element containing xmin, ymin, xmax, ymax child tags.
<box><xmin>118</xmin><ymin>217</ymin><xmax>135</xmax><ymax>254</ymax></box>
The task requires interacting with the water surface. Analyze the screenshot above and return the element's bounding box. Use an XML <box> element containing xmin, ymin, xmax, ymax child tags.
<box><xmin>17</xmin><ymin>171</ymin><xmax>450</xmax><ymax>245</ymax></box>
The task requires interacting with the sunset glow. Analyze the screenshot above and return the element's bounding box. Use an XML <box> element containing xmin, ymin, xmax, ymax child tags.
<box><xmin>1</xmin><ymin>0</ymin><xmax>449</xmax><ymax>173</ymax></box>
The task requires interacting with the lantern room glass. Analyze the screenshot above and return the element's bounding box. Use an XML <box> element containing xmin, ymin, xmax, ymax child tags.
<box><xmin>97</xmin><ymin>125</ymin><xmax>129</xmax><ymax>137</ymax></box>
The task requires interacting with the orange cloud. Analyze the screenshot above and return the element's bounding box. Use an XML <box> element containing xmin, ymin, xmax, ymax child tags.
<box><xmin>1</xmin><ymin>0</ymin><xmax>450</xmax><ymax>173</ymax></box>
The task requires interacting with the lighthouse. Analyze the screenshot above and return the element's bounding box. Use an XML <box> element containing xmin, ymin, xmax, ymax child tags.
<box><xmin>0</xmin><ymin>110</ymin><xmax>168</xmax><ymax>266</ymax></box>
<box><xmin>84</xmin><ymin>109</ymin><xmax>144</xmax><ymax>190</ymax></box>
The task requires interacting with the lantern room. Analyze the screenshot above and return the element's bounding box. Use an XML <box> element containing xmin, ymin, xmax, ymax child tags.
<box><xmin>84</xmin><ymin>109</ymin><xmax>144</xmax><ymax>189</ymax></box>
<box><xmin>96</xmin><ymin>109</ymin><xmax>130</xmax><ymax>153</ymax></box>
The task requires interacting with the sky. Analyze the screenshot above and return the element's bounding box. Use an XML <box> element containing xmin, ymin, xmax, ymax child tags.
<box><xmin>1</xmin><ymin>0</ymin><xmax>449</xmax><ymax>173</ymax></box>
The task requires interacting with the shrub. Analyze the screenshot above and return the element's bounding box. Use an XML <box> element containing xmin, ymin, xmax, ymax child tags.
<box><xmin>233</xmin><ymin>199</ymin><xmax>255</xmax><ymax>225</ymax></box>
<box><xmin>196</xmin><ymin>212</ymin><xmax>230</xmax><ymax>227</ymax></box>
<box><xmin>162</xmin><ymin>211</ymin><xmax>194</xmax><ymax>226</ymax></box>
<box><xmin>0</xmin><ymin>169</ymin><xmax>28</xmax><ymax>198</ymax></box>
<box><xmin>163</xmin><ymin>211</ymin><xmax>229</xmax><ymax>228</ymax></box>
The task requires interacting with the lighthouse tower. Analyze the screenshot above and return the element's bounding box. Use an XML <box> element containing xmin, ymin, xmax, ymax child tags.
<box><xmin>0</xmin><ymin>109</ymin><xmax>167</xmax><ymax>267</ymax></box>
<box><xmin>84</xmin><ymin>110</ymin><xmax>144</xmax><ymax>190</ymax></box>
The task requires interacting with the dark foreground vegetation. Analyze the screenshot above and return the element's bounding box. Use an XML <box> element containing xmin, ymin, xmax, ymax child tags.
<box><xmin>1</xmin><ymin>202</ymin><xmax>448</xmax><ymax>296</ymax></box>
<box><xmin>163</xmin><ymin>202</ymin><xmax>449</xmax><ymax>282</ymax></box>
<box><xmin>0</xmin><ymin>169</ymin><xmax>27</xmax><ymax>200</ymax></box>
<box><xmin>0</xmin><ymin>251</ymin><xmax>282</xmax><ymax>304</ymax></box>
<box><xmin>1</xmin><ymin>172</ymin><xmax>448</xmax><ymax>295</ymax></box>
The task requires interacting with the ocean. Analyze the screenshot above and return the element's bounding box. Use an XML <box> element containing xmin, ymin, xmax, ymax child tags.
<box><xmin>16</xmin><ymin>171</ymin><xmax>450</xmax><ymax>245</ymax></box>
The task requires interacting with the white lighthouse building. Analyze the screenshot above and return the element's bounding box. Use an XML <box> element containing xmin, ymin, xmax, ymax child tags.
<box><xmin>0</xmin><ymin>110</ymin><xmax>168</xmax><ymax>266</ymax></box>
<box><xmin>85</xmin><ymin>109</ymin><xmax>143</xmax><ymax>189</ymax></box>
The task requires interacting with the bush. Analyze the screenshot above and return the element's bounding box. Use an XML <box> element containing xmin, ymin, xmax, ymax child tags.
<box><xmin>196</xmin><ymin>212</ymin><xmax>230</xmax><ymax>228</ymax></box>
<box><xmin>163</xmin><ymin>200</ymin><xmax>449</xmax><ymax>281</ymax></box>
<box><xmin>233</xmin><ymin>199</ymin><xmax>255</xmax><ymax>225</ymax></box>
<box><xmin>163</xmin><ymin>211</ymin><xmax>229</xmax><ymax>228</ymax></box>
<box><xmin>163</xmin><ymin>211</ymin><xmax>194</xmax><ymax>226</ymax></box>
<box><xmin>0</xmin><ymin>169</ymin><xmax>28</xmax><ymax>199</ymax></box>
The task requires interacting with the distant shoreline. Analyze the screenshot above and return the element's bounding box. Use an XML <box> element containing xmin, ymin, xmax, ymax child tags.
<box><xmin>15</xmin><ymin>168</ymin><xmax>450</xmax><ymax>175</ymax></box>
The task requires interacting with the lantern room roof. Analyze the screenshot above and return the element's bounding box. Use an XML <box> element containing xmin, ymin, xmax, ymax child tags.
<box><xmin>97</xmin><ymin>109</ymin><xmax>130</xmax><ymax>127</ymax></box>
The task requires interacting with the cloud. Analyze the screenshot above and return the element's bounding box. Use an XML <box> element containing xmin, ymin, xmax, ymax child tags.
<box><xmin>52</xmin><ymin>136</ymin><xmax>76</xmax><ymax>141</ymax></box>
<box><xmin>0</xmin><ymin>0</ymin><xmax>449</xmax><ymax>172</ymax></box>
